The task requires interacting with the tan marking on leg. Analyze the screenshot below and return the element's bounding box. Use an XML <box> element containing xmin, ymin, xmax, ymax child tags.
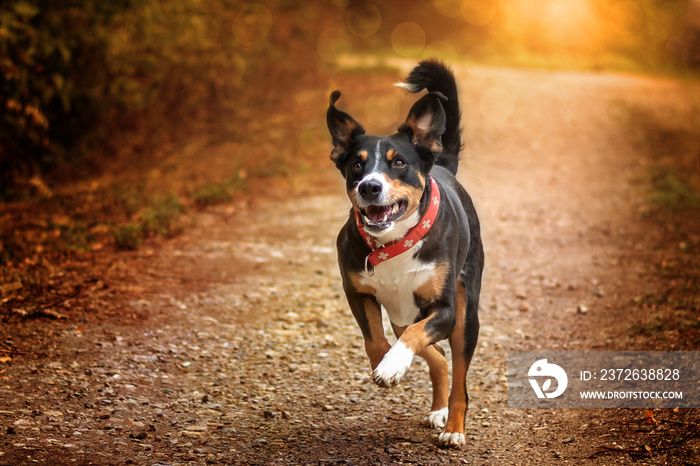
<box><xmin>419</xmin><ymin>344</ymin><xmax>450</xmax><ymax>412</ymax></box>
<box><xmin>348</xmin><ymin>271</ymin><xmax>376</xmax><ymax>296</ymax></box>
<box><xmin>393</xmin><ymin>317</ymin><xmax>448</xmax><ymax>414</ymax></box>
<box><xmin>395</xmin><ymin>311</ymin><xmax>443</xmax><ymax>355</ymax></box>
<box><xmin>363</xmin><ymin>298</ymin><xmax>390</xmax><ymax>370</ymax></box>
<box><xmin>414</xmin><ymin>261</ymin><xmax>449</xmax><ymax>304</ymax></box>
<box><xmin>445</xmin><ymin>280</ymin><xmax>468</xmax><ymax>435</ymax></box>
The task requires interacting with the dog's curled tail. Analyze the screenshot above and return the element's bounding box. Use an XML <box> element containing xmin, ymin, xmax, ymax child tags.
<box><xmin>398</xmin><ymin>59</ymin><xmax>462</xmax><ymax>175</ymax></box>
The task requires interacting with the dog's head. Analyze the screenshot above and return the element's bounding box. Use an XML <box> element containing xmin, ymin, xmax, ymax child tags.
<box><xmin>327</xmin><ymin>90</ymin><xmax>446</xmax><ymax>238</ymax></box>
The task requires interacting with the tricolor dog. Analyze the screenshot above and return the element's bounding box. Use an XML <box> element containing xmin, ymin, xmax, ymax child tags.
<box><xmin>326</xmin><ymin>60</ymin><xmax>484</xmax><ymax>448</ymax></box>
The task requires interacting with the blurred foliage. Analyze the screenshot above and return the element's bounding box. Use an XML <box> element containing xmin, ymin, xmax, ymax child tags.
<box><xmin>0</xmin><ymin>0</ymin><xmax>329</xmax><ymax>199</ymax></box>
<box><xmin>650</xmin><ymin>168</ymin><xmax>700</xmax><ymax>211</ymax></box>
<box><xmin>0</xmin><ymin>0</ymin><xmax>135</xmax><ymax>198</ymax></box>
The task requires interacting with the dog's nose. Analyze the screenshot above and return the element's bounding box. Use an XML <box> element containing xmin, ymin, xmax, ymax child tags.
<box><xmin>358</xmin><ymin>179</ymin><xmax>383</xmax><ymax>201</ymax></box>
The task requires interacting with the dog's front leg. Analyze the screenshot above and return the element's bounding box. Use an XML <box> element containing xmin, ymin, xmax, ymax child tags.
<box><xmin>373</xmin><ymin>313</ymin><xmax>448</xmax><ymax>388</ymax></box>
<box><xmin>392</xmin><ymin>324</ymin><xmax>449</xmax><ymax>422</ymax></box>
<box><xmin>346</xmin><ymin>293</ymin><xmax>391</xmax><ymax>372</ymax></box>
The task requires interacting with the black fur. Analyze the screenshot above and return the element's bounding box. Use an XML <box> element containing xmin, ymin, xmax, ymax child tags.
<box><xmin>402</xmin><ymin>60</ymin><xmax>463</xmax><ymax>175</ymax></box>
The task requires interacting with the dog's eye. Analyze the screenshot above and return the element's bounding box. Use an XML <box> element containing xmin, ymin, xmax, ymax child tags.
<box><xmin>352</xmin><ymin>161</ymin><xmax>363</xmax><ymax>172</ymax></box>
<box><xmin>392</xmin><ymin>158</ymin><xmax>406</xmax><ymax>169</ymax></box>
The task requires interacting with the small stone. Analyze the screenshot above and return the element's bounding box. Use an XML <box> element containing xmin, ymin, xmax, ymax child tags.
<box><xmin>184</xmin><ymin>425</ymin><xmax>207</xmax><ymax>432</ymax></box>
<box><xmin>518</xmin><ymin>302</ymin><xmax>530</xmax><ymax>312</ymax></box>
<box><xmin>577</xmin><ymin>305</ymin><xmax>589</xmax><ymax>314</ymax></box>
<box><xmin>562</xmin><ymin>435</ymin><xmax>575</xmax><ymax>444</ymax></box>
<box><xmin>322</xmin><ymin>405</ymin><xmax>333</xmax><ymax>412</ymax></box>
<box><xmin>263</xmin><ymin>410</ymin><xmax>275</xmax><ymax>419</ymax></box>
<box><xmin>281</xmin><ymin>410</ymin><xmax>291</xmax><ymax>420</ymax></box>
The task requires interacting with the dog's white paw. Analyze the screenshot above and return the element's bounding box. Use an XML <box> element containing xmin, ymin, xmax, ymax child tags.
<box><xmin>372</xmin><ymin>341</ymin><xmax>414</xmax><ymax>388</ymax></box>
<box><xmin>437</xmin><ymin>431</ymin><xmax>466</xmax><ymax>448</ymax></box>
<box><xmin>426</xmin><ymin>407</ymin><xmax>448</xmax><ymax>429</ymax></box>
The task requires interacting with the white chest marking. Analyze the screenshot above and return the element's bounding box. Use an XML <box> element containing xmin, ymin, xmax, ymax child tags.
<box><xmin>358</xmin><ymin>241</ymin><xmax>435</xmax><ymax>327</ymax></box>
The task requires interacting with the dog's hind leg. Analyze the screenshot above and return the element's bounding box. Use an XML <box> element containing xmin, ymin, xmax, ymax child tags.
<box><xmin>438</xmin><ymin>278</ymin><xmax>479</xmax><ymax>448</ymax></box>
<box><xmin>419</xmin><ymin>344</ymin><xmax>450</xmax><ymax>428</ymax></box>
<box><xmin>392</xmin><ymin>325</ymin><xmax>449</xmax><ymax>428</ymax></box>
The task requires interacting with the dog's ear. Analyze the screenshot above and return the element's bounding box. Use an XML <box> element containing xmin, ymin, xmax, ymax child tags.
<box><xmin>399</xmin><ymin>92</ymin><xmax>446</xmax><ymax>156</ymax></box>
<box><xmin>327</xmin><ymin>91</ymin><xmax>366</xmax><ymax>165</ymax></box>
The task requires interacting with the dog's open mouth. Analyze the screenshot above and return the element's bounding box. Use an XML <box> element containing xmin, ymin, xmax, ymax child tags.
<box><xmin>360</xmin><ymin>200</ymin><xmax>408</xmax><ymax>229</ymax></box>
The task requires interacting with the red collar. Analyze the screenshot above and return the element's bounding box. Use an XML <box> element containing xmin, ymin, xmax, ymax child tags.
<box><xmin>354</xmin><ymin>175</ymin><xmax>440</xmax><ymax>272</ymax></box>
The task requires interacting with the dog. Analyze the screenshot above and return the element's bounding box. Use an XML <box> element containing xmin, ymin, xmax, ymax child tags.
<box><xmin>326</xmin><ymin>60</ymin><xmax>484</xmax><ymax>448</ymax></box>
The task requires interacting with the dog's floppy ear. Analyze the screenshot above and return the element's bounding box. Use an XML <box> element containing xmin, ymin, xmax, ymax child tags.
<box><xmin>399</xmin><ymin>92</ymin><xmax>446</xmax><ymax>156</ymax></box>
<box><xmin>327</xmin><ymin>91</ymin><xmax>366</xmax><ymax>165</ymax></box>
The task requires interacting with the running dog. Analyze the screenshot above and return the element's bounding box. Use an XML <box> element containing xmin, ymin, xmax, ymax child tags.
<box><xmin>326</xmin><ymin>60</ymin><xmax>484</xmax><ymax>447</ymax></box>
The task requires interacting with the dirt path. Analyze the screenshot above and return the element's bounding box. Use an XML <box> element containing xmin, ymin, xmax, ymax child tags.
<box><xmin>1</xmin><ymin>66</ymin><xmax>699</xmax><ymax>465</ymax></box>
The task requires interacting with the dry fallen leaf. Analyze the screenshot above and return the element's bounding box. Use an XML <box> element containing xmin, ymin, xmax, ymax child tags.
<box><xmin>644</xmin><ymin>410</ymin><xmax>659</xmax><ymax>424</ymax></box>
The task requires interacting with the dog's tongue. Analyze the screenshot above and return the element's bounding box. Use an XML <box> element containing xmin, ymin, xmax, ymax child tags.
<box><xmin>365</xmin><ymin>205</ymin><xmax>391</xmax><ymax>223</ymax></box>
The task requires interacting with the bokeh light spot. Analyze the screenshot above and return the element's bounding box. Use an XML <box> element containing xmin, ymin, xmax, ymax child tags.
<box><xmin>461</xmin><ymin>0</ymin><xmax>497</xmax><ymax>27</ymax></box>
<box><xmin>210</xmin><ymin>51</ymin><xmax>246</xmax><ymax>86</ymax></box>
<box><xmin>317</xmin><ymin>28</ymin><xmax>352</xmax><ymax>63</ymax></box>
<box><xmin>364</xmin><ymin>93</ymin><xmax>401</xmax><ymax>131</ymax></box>
<box><xmin>184</xmin><ymin>15</ymin><xmax>219</xmax><ymax>49</ymax></box>
<box><xmin>346</xmin><ymin>3</ymin><xmax>382</xmax><ymax>37</ymax></box>
<box><xmin>433</xmin><ymin>0</ymin><xmax>462</xmax><ymax>18</ymax></box>
<box><xmin>479</xmin><ymin>87</ymin><xmax>514</xmax><ymax>125</ymax></box>
<box><xmin>233</xmin><ymin>3</ymin><xmax>273</xmax><ymax>46</ymax></box>
<box><xmin>391</xmin><ymin>22</ymin><xmax>426</xmax><ymax>57</ymax></box>
<box><xmin>608</xmin><ymin>1</ymin><xmax>644</xmax><ymax>36</ymax></box>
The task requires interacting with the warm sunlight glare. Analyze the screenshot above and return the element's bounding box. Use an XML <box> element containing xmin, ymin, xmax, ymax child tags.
<box><xmin>500</xmin><ymin>0</ymin><xmax>604</xmax><ymax>54</ymax></box>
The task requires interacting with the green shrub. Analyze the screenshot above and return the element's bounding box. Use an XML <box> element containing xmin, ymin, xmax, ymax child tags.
<box><xmin>650</xmin><ymin>168</ymin><xmax>700</xmax><ymax>211</ymax></box>
<box><xmin>111</xmin><ymin>223</ymin><xmax>142</xmax><ymax>251</ymax></box>
<box><xmin>138</xmin><ymin>195</ymin><xmax>186</xmax><ymax>237</ymax></box>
